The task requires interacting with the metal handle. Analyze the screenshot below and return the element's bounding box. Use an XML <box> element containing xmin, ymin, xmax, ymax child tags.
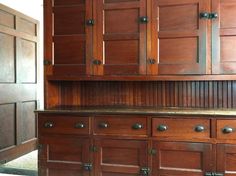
<box><xmin>75</xmin><ymin>123</ymin><xmax>85</xmax><ymax>129</ymax></box>
<box><xmin>214</xmin><ymin>173</ymin><xmax>224</xmax><ymax>176</ymax></box>
<box><xmin>147</xmin><ymin>58</ymin><xmax>156</xmax><ymax>65</ymax></box>
<box><xmin>140</xmin><ymin>167</ymin><xmax>150</xmax><ymax>176</ymax></box>
<box><xmin>222</xmin><ymin>127</ymin><xmax>234</xmax><ymax>134</ymax></box>
<box><xmin>205</xmin><ymin>172</ymin><xmax>212</xmax><ymax>176</ymax></box>
<box><xmin>210</xmin><ymin>13</ymin><xmax>218</xmax><ymax>19</ymax></box>
<box><xmin>86</xmin><ymin>19</ymin><xmax>94</xmax><ymax>26</ymax></box>
<box><xmin>83</xmin><ymin>163</ymin><xmax>92</xmax><ymax>171</ymax></box>
<box><xmin>195</xmin><ymin>125</ymin><xmax>205</xmax><ymax>132</ymax></box>
<box><xmin>140</xmin><ymin>16</ymin><xmax>148</xmax><ymax>23</ymax></box>
<box><xmin>44</xmin><ymin>122</ymin><xmax>54</xmax><ymax>128</ymax></box>
<box><xmin>200</xmin><ymin>12</ymin><xmax>209</xmax><ymax>19</ymax></box>
<box><xmin>99</xmin><ymin>122</ymin><xmax>109</xmax><ymax>128</ymax></box>
<box><xmin>132</xmin><ymin>123</ymin><xmax>143</xmax><ymax>130</ymax></box>
<box><xmin>93</xmin><ymin>59</ymin><xmax>102</xmax><ymax>65</ymax></box>
<box><xmin>157</xmin><ymin>124</ymin><xmax>168</xmax><ymax>132</ymax></box>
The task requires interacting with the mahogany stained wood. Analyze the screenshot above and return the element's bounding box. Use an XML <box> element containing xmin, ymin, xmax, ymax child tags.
<box><xmin>0</xmin><ymin>4</ymin><xmax>38</xmax><ymax>163</ymax></box>
<box><xmin>216</xmin><ymin>119</ymin><xmax>236</xmax><ymax>140</ymax></box>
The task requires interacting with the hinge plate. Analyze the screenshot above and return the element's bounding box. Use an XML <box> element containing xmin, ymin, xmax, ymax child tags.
<box><xmin>90</xmin><ymin>145</ymin><xmax>97</xmax><ymax>152</ymax></box>
<box><xmin>149</xmin><ymin>148</ymin><xmax>157</xmax><ymax>155</ymax></box>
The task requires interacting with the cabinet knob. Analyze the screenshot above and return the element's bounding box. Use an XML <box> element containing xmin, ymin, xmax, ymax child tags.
<box><xmin>210</xmin><ymin>13</ymin><xmax>218</xmax><ymax>19</ymax></box>
<box><xmin>157</xmin><ymin>124</ymin><xmax>168</xmax><ymax>132</ymax></box>
<box><xmin>132</xmin><ymin>123</ymin><xmax>143</xmax><ymax>130</ymax></box>
<box><xmin>99</xmin><ymin>122</ymin><xmax>109</xmax><ymax>128</ymax></box>
<box><xmin>214</xmin><ymin>173</ymin><xmax>224</xmax><ymax>176</ymax></box>
<box><xmin>195</xmin><ymin>125</ymin><xmax>205</xmax><ymax>132</ymax></box>
<box><xmin>83</xmin><ymin>163</ymin><xmax>92</xmax><ymax>171</ymax></box>
<box><xmin>205</xmin><ymin>172</ymin><xmax>213</xmax><ymax>176</ymax></box>
<box><xmin>93</xmin><ymin>59</ymin><xmax>102</xmax><ymax>65</ymax></box>
<box><xmin>86</xmin><ymin>19</ymin><xmax>94</xmax><ymax>26</ymax></box>
<box><xmin>75</xmin><ymin>123</ymin><xmax>85</xmax><ymax>129</ymax></box>
<box><xmin>140</xmin><ymin>167</ymin><xmax>150</xmax><ymax>176</ymax></box>
<box><xmin>44</xmin><ymin>122</ymin><xmax>54</xmax><ymax>128</ymax></box>
<box><xmin>222</xmin><ymin>127</ymin><xmax>234</xmax><ymax>134</ymax></box>
<box><xmin>140</xmin><ymin>16</ymin><xmax>148</xmax><ymax>23</ymax></box>
<box><xmin>200</xmin><ymin>12</ymin><xmax>209</xmax><ymax>19</ymax></box>
<box><xmin>147</xmin><ymin>58</ymin><xmax>156</xmax><ymax>65</ymax></box>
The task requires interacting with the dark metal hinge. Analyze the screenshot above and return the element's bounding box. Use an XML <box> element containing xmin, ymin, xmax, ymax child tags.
<box><xmin>90</xmin><ymin>145</ymin><xmax>98</xmax><ymax>152</ymax></box>
<box><xmin>44</xmin><ymin>59</ymin><xmax>52</xmax><ymax>65</ymax></box>
<box><xmin>148</xmin><ymin>148</ymin><xmax>157</xmax><ymax>155</ymax></box>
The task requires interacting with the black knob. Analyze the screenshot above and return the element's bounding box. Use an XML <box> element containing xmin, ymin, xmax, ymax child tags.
<box><xmin>75</xmin><ymin>123</ymin><xmax>85</xmax><ymax>129</ymax></box>
<box><xmin>140</xmin><ymin>16</ymin><xmax>148</xmax><ymax>23</ymax></box>
<box><xmin>83</xmin><ymin>163</ymin><xmax>92</xmax><ymax>171</ymax></box>
<box><xmin>157</xmin><ymin>124</ymin><xmax>168</xmax><ymax>132</ymax></box>
<box><xmin>86</xmin><ymin>19</ymin><xmax>94</xmax><ymax>26</ymax></box>
<box><xmin>99</xmin><ymin>122</ymin><xmax>109</xmax><ymax>128</ymax></box>
<box><xmin>195</xmin><ymin>125</ymin><xmax>205</xmax><ymax>132</ymax></box>
<box><xmin>200</xmin><ymin>12</ymin><xmax>209</xmax><ymax>19</ymax></box>
<box><xmin>222</xmin><ymin>127</ymin><xmax>234</xmax><ymax>134</ymax></box>
<box><xmin>210</xmin><ymin>13</ymin><xmax>218</xmax><ymax>19</ymax></box>
<box><xmin>132</xmin><ymin>123</ymin><xmax>143</xmax><ymax>130</ymax></box>
<box><xmin>44</xmin><ymin>122</ymin><xmax>54</xmax><ymax>128</ymax></box>
<box><xmin>93</xmin><ymin>59</ymin><xmax>102</xmax><ymax>65</ymax></box>
<box><xmin>147</xmin><ymin>58</ymin><xmax>156</xmax><ymax>65</ymax></box>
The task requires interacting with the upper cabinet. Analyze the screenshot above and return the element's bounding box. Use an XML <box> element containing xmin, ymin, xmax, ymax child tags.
<box><xmin>44</xmin><ymin>0</ymin><xmax>236</xmax><ymax>78</ymax></box>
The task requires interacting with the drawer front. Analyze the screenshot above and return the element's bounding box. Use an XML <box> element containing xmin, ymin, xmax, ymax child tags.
<box><xmin>94</xmin><ymin>116</ymin><xmax>147</xmax><ymax>136</ymax></box>
<box><xmin>38</xmin><ymin>114</ymin><xmax>90</xmax><ymax>135</ymax></box>
<box><xmin>217</xmin><ymin>120</ymin><xmax>236</xmax><ymax>140</ymax></box>
<box><xmin>152</xmin><ymin>118</ymin><xmax>210</xmax><ymax>139</ymax></box>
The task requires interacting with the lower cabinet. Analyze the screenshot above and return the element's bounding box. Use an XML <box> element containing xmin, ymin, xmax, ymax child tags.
<box><xmin>94</xmin><ymin>139</ymin><xmax>148</xmax><ymax>176</ymax></box>
<box><xmin>38</xmin><ymin>136</ymin><xmax>92</xmax><ymax>176</ymax></box>
<box><xmin>152</xmin><ymin>141</ymin><xmax>213</xmax><ymax>176</ymax></box>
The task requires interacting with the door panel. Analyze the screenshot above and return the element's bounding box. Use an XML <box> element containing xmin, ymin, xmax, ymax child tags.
<box><xmin>94</xmin><ymin>139</ymin><xmax>148</xmax><ymax>176</ymax></box>
<box><xmin>212</xmin><ymin>0</ymin><xmax>236</xmax><ymax>74</ymax></box>
<box><xmin>50</xmin><ymin>0</ymin><xmax>92</xmax><ymax>75</ymax></box>
<box><xmin>152</xmin><ymin>141</ymin><xmax>213</xmax><ymax>176</ymax></box>
<box><xmin>94</xmin><ymin>0</ymin><xmax>147</xmax><ymax>75</ymax></box>
<box><xmin>153</xmin><ymin>0</ymin><xmax>209</xmax><ymax>75</ymax></box>
<box><xmin>217</xmin><ymin>144</ymin><xmax>236</xmax><ymax>176</ymax></box>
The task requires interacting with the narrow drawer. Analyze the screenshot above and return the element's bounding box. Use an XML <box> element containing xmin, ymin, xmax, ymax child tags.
<box><xmin>38</xmin><ymin>114</ymin><xmax>90</xmax><ymax>135</ymax></box>
<box><xmin>217</xmin><ymin>120</ymin><xmax>236</xmax><ymax>140</ymax></box>
<box><xmin>152</xmin><ymin>118</ymin><xmax>210</xmax><ymax>139</ymax></box>
<box><xmin>94</xmin><ymin>116</ymin><xmax>148</xmax><ymax>136</ymax></box>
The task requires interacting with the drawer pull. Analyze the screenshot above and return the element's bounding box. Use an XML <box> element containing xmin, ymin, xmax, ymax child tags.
<box><xmin>132</xmin><ymin>123</ymin><xmax>143</xmax><ymax>130</ymax></box>
<box><xmin>99</xmin><ymin>122</ymin><xmax>109</xmax><ymax>128</ymax></box>
<box><xmin>195</xmin><ymin>125</ymin><xmax>205</xmax><ymax>132</ymax></box>
<box><xmin>44</xmin><ymin>122</ymin><xmax>54</xmax><ymax>128</ymax></box>
<box><xmin>83</xmin><ymin>163</ymin><xmax>92</xmax><ymax>171</ymax></box>
<box><xmin>157</xmin><ymin>124</ymin><xmax>168</xmax><ymax>132</ymax></box>
<box><xmin>222</xmin><ymin>127</ymin><xmax>234</xmax><ymax>134</ymax></box>
<box><xmin>75</xmin><ymin>123</ymin><xmax>85</xmax><ymax>129</ymax></box>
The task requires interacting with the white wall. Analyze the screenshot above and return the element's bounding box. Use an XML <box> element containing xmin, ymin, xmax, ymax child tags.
<box><xmin>0</xmin><ymin>0</ymin><xmax>44</xmax><ymax>108</ymax></box>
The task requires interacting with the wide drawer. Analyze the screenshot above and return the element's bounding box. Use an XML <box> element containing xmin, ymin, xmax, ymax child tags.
<box><xmin>38</xmin><ymin>114</ymin><xmax>90</xmax><ymax>135</ymax></box>
<box><xmin>93</xmin><ymin>115</ymin><xmax>148</xmax><ymax>136</ymax></box>
<box><xmin>217</xmin><ymin>120</ymin><xmax>236</xmax><ymax>140</ymax></box>
<box><xmin>152</xmin><ymin>118</ymin><xmax>210</xmax><ymax>139</ymax></box>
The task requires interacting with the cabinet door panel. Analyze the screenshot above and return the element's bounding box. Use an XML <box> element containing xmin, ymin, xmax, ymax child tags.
<box><xmin>94</xmin><ymin>139</ymin><xmax>148</xmax><ymax>176</ymax></box>
<box><xmin>152</xmin><ymin>141</ymin><xmax>213</xmax><ymax>176</ymax></box>
<box><xmin>152</xmin><ymin>0</ymin><xmax>209</xmax><ymax>75</ymax></box>
<box><xmin>212</xmin><ymin>0</ymin><xmax>236</xmax><ymax>74</ymax></box>
<box><xmin>94</xmin><ymin>0</ymin><xmax>147</xmax><ymax>75</ymax></box>
<box><xmin>39</xmin><ymin>136</ymin><xmax>91</xmax><ymax>176</ymax></box>
<box><xmin>217</xmin><ymin>144</ymin><xmax>236</xmax><ymax>176</ymax></box>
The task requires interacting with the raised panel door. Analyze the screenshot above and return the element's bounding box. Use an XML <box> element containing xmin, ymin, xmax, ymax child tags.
<box><xmin>94</xmin><ymin>139</ymin><xmax>148</xmax><ymax>176</ymax></box>
<box><xmin>152</xmin><ymin>0</ymin><xmax>210</xmax><ymax>75</ymax></box>
<box><xmin>152</xmin><ymin>141</ymin><xmax>213</xmax><ymax>176</ymax></box>
<box><xmin>94</xmin><ymin>0</ymin><xmax>147</xmax><ymax>75</ymax></box>
<box><xmin>212</xmin><ymin>0</ymin><xmax>236</xmax><ymax>74</ymax></box>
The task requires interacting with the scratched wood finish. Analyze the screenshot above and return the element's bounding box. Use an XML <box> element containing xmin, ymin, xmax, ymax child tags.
<box><xmin>46</xmin><ymin>81</ymin><xmax>236</xmax><ymax>108</ymax></box>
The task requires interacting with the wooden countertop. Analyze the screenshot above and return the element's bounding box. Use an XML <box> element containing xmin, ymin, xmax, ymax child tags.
<box><xmin>35</xmin><ymin>106</ymin><xmax>236</xmax><ymax>116</ymax></box>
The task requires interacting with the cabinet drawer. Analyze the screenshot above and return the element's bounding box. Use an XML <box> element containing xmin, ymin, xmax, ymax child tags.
<box><xmin>152</xmin><ymin>118</ymin><xmax>210</xmax><ymax>139</ymax></box>
<box><xmin>94</xmin><ymin>116</ymin><xmax>148</xmax><ymax>136</ymax></box>
<box><xmin>217</xmin><ymin>120</ymin><xmax>236</xmax><ymax>140</ymax></box>
<box><xmin>38</xmin><ymin>114</ymin><xmax>90</xmax><ymax>135</ymax></box>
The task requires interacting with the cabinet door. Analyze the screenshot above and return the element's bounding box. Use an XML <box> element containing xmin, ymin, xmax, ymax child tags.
<box><xmin>152</xmin><ymin>141</ymin><xmax>213</xmax><ymax>176</ymax></box>
<box><xmin>94</xmin><ymin>139</ymin><xmax>148</xmax><ymax>176</ymax></box>
<box><xmin>217</xmin><ymin>144</ymin><xmax>236</xmax><ymax>176</ymax></box>
<box><xmin>93</xmin><ymin>0</ymin><xmax>147</xmax><ymax>75</ymax></box>
<box><xmin>212</xmin><ymin>0</ymin><xmax>236</xmax><ymax>74</ymax></box>
<box><xmin>45</xmin><ymin>0</ymin><xmax>93</xmax><ymax>76</ymax></box>
<box><xmin>152</xmin><ymin>0</ymin><xmax>209</xmax><ymax>75</ymax></box>
<box><xmin>38</xmin><ymin>136</ymin><xmax>91</xmax><ymax>176</ymax></box>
